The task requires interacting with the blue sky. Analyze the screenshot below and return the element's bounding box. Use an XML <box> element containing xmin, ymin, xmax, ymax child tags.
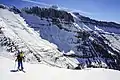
<box><xmin>0</xmin><ymin>0</ymin><xmax>120</xmax><ymax>23</ymax></box>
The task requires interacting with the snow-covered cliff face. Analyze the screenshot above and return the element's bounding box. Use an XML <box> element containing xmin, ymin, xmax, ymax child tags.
<box><xmin>73</xmin><ymin>13</ymin><xmax>120</xmax><ymax>70</ymax></box>
<box><xmin>0</xmin><ymin>5</ymin><xmax>120</xmax><ymax>70</ymax></box>
<box><xmin>0</xmin><ymin>8</ymin><xmax>78</xmax><ymax>69</ymax></box>
<box><xmin>20</xmin><ymin>6</ymin><xmax>120</xmax><ymax>70</ymax></box>
<box><xmin>73</xmin><ymin>12</ymin><xmax>120</xmax><ymax>34</ymax></box>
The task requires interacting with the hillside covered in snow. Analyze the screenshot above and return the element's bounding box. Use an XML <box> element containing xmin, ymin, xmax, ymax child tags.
<box><xmin>0</xmin><ymin>5</ymin><xmax>77</xmax><ymax>69</ymax></box>
<box><xmin>0</xmin><ymin>4</ymin><xmax>120</xmax><ymax>71</ymax></box>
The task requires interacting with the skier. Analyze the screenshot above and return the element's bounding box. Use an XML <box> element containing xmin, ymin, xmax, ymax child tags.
<box><xmin>15</xmin><ymin>50</ymin><xmax>25</xmax><ymax>71</ymax></box>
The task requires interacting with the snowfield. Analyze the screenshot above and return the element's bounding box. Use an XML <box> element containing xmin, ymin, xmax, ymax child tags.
<box><xmin>0</xmin><ymin>56</ymin><xmax>120</xmax><ymax>80</ymax></box>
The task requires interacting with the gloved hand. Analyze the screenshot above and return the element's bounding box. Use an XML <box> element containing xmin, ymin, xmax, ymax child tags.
<box><xmin>23</xmin><ymin>58</ymin><xmax>25</xmax><ymax>62</ymax></box>
<box><xmin>15</xmin><ymin>59</ymin><xmax>17</xmax><ymax>62</ymax></box>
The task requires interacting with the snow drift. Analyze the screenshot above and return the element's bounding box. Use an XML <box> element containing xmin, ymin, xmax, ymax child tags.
<box><xmin>0</xmin><ymin>56</ymin><xmax>120</xmax><ymax>80</ymax></box>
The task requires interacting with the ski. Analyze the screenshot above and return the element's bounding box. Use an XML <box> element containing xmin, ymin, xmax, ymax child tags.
<box><xmin>10</xmin><ymin>69</ymin><xmax>26</xmax><ymax>73</ymax></box>
<box><xmin>21</xmin><ymin>70</ymin><xmax>26</xmax><ymax>73</ymax></box>
<box><xmin>19</xmin><ymin>69</ymin><xmax>26</xmax><ymax>73</ymax></box>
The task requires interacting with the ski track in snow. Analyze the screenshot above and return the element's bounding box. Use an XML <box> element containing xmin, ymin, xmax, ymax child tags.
<box><xmin>0</xmin><ymin>56</ymin><xmax>120</xmax><ymax>80</ymax></box>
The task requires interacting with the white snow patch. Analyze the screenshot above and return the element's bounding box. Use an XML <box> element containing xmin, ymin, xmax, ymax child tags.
<box><xmin>66</xmin><ymin>50</ymin><xmax>75</xmax><ymax>55</ymax></box>
<box><xmin>69</xmin><ymin>12</ymin><xmax>78</xmax><ymax>19</ymax></box>
<box><xmin>89</xmin><ymin>36</ymin><xmax>94</xmax><ymax>41</ymax></box>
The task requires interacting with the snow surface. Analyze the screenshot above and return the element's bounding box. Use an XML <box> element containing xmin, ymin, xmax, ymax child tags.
<box><xmin>0</xmin><ymin>56</ymin><xmax>120</xmax><ymax>80</ymax></box>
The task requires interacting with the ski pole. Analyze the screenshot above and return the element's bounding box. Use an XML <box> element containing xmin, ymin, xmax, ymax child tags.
<box><xmin>14</xmin><ymin>61</ymin><xmax>17</xmax><ymax>70</ymax></box>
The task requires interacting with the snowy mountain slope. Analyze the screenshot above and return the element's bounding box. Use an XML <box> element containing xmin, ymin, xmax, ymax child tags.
<box><xmin>21</xmin><ymin>12</ymin><xmax>79</xmax><ymax>53</ymax></box>
<box><xmin>20</xmin><ymin>6</ymin><xmax>120</xmax><ymax>70</ymax></box>
<box><xmin>0</xmin><ymin>8</ymin><xmax>78</xmax><ymax>68</ymax></box>
<box><xmin>73</xmin><ymin>12</ymin><xmax>120</xmax><ymax>34</ymax></box>
<box><xmin>0</xmin><ymin>4</ymin><xmax>120</xmax><ymax>71</ymax></box>
<box><xmin>1</xmin><ymin>56</ymin><xmax>120</xmax><ymax>80</ymax></box>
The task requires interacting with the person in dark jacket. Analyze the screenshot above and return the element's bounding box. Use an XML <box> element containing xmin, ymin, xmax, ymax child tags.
<box><xmin>15</xmin><ymin>50</ymin><xmax>25</xmax><ymax>71</ymax></box>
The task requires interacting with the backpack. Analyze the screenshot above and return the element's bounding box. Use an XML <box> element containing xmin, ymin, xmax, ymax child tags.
<box><xmin>17</xmin><ymin>51</ymin><xmax>25</xmax><ymax>61</ymax></box>
<box><xmin>20</xmin><ymin>52</ymin><xmax>24</xmax><ymax>58</ymax></box>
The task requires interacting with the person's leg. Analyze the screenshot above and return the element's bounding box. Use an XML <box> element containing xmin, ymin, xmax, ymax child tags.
<box><xmin>20</xmin><ymin>61</ymin><xmax>24</xmax><ymax>70</ymax></box>
<box><xmin>18</xmin><ymin>61</ymin><xmax>20</xmax><ymax>70</ymax></box>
